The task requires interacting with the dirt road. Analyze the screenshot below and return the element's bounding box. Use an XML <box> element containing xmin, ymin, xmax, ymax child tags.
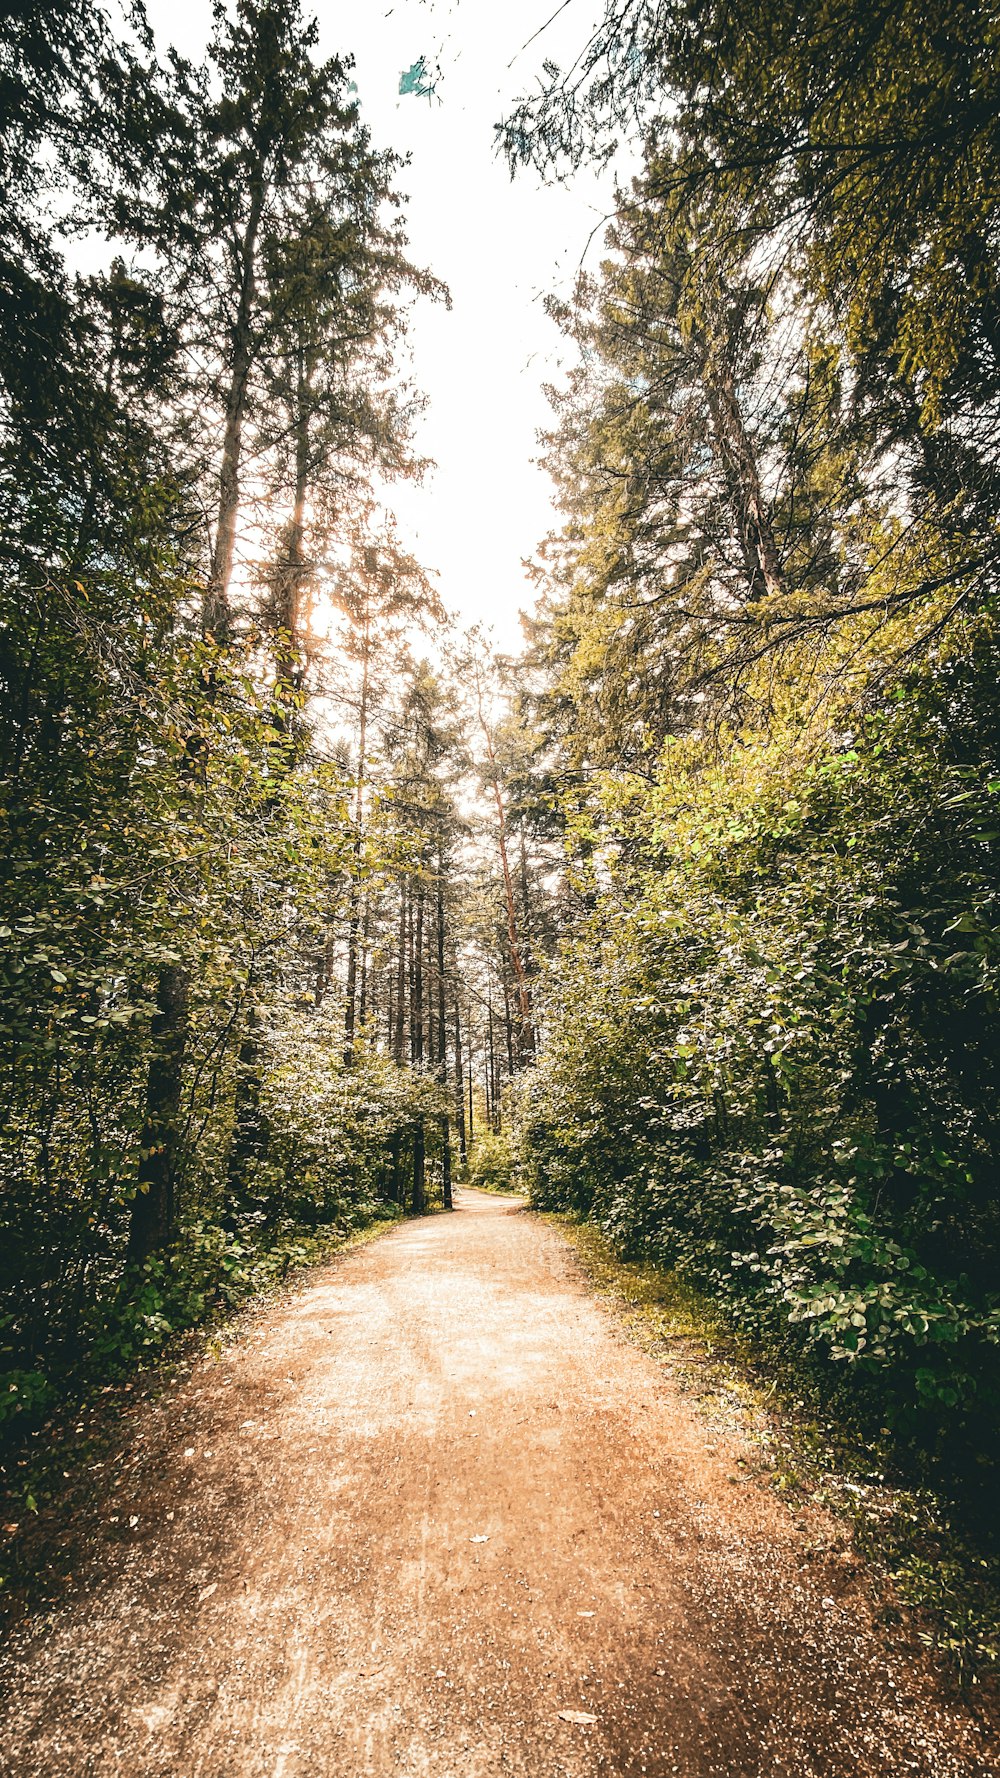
<box><xmin>0</xmin><ymin>1189</ymin><xmax>995</xmax><ymax>1777</ymax></box>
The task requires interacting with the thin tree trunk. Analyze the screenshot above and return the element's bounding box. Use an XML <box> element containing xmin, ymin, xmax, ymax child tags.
<box><xmin>127</xmin><ymin>964</ymin><xmax>190</xmax><ymax>1263</ymax></box>
<box><xmin>358</xmin><ymin>893</ymin><xmax>372</xmax><ymax>1032</ymax></box>
<box><xmin>344</xmin><ymin>629</ymin><xmax>371</xmax><ymax>1066</ymax></box>
<box><xmin>205</xmin><ymin>182</ymin><xmax>266</xmax><ymax>642</ymax></box>
<box><xmin>426</xmin><ymin>902</ymin><xmax>437</xmax><ymax>1073</ymax></box>
<box><xmin>411</xmin><ymin>1119</ymin><xmax>426</xmax><ymax>1217</ymax></box>
<box><xmin>704</xmin><ymin>360</ymin><xmax>783</xmax><ymax>607</ymax></box>
<box><xmin>487</xmin><ymin>995</ymin><xmax>497</xmax><ymax>1131</ymax></box>
<box><xmin>393</xmin><ymin>878</ymin><xmax>407</xmax><ymax>1065</ymax></box>
<box><xmin>501</xmin><ymin>968</ymin><xmax>515</xmax><ymax>1075</ymax></box>
<box><xmin>411</xmin><ymin>878</ymin><xmax>423</xmax><ymax>1067</ymax></box>
<box><xmin>453</xmin><ymin>990</ymin><xmax>467</xmax><ymax>1164</ymax></box>
<box><xmin>411</xmin><ymin>873</ymin><xmax>426</xmax><ymax>1213</ymax></box>
<box><xmin>133</xmin><ymin>189</ymin><xmax>266</xmax><ymax>1260</ymax></box>
<box><xmin>436</xmin><ymin>851</ymin><xmax>452</xmax><ymax>1210</ymax></box>
<box><xmin>473</xmin><ymin>675</ymin><xmax>534</xmax><ymax>1059</ymax></box>
<box><xmin>225</xmin><ymin>997</ymin><xmax>266</xmax><ymax>1218</ymax></box>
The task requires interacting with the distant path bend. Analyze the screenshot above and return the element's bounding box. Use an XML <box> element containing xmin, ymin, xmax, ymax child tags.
<box><xmin>1</xmin><ymin>1188</ymin><xmax>994</xmax><ymax>1777</ymax></box>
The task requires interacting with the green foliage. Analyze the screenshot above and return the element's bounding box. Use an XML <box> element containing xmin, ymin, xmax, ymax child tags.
<box><xmin>516</xmin><ymin>613</ymin><xmax>1000</xmax><ymax>1431</ymax></box>
<box><xmin>0</xmin><ymin>0</ymin><xmax>445</xmax><ymax>1445</ymax></box>
<box><xmin>464</xmin><ymin>1130</ymin><xmax>515</xmax><ymax>1191</ymax></box>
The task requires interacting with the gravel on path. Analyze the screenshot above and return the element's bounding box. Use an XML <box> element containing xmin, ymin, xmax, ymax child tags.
<box><xmin>0</xmin><ymin>1187</ymin><xmax>995</xmax><ymax>1778</ymax></box>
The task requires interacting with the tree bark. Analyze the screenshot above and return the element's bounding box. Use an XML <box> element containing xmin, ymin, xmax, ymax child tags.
<box><xmin>487</xmin><ymin>994</ymin><xmax>498</xmax><ymax>1131</ymax></box>
<box><xmin>393</xmin><ymin>878</ymin><xmax>407</xmax><ymax>1065</ymax></box>
<box><xmin>344</xmin><ymin>622</ymin><xmax>371</xmax><ymax>1066</ymax></box>
<box><xmin>453</xmin><ymin>990</ymin><xmax>467</xmax><ymax>1164</ymax></box>
<box><xmin>127</xmin><ymin>963</ymin><xmax>190</xmax><ymax>1263</ymax></box>
<box><xmin>436</xmin><ymin>852</ymin><xmax>452</xmax><ymax>1209</ymax></box>
<box><xmin>411</xmin><ymin>872</ymin><xmax>426</xmax><ymax>1214</ymax></box>
<box><xmin>224</xmin><ymin>997</ymin><xmax>267</xmax><ymax>1219</ymax></box>
<box><xmin>411</xmin><ymin>1117</ymin><xmax>426</xmax><ymax>1217</ymax></box>
<box><xmin>473</xmin><ymin>676</ymin><xmax>534</xmax><ymax>1060</ymax></box>
<box><xmin>501</xmin><ymin>968</ymin><xmax>515</xmax><ymax>1075</ymax></box>
<box><xmin>411</xmin><ymin>876</ymin><xmax>424</xmax><ymax>1068</ymax></box>
<box><xmin>703</xmin><ymin>359</ymin><xmax>783</xmax><ymax>608</ymax></box>
<box><xmin>204</xmin><ymin>179</ymin><xmax>266</xmax><ymax>643</ymax></box>
<box><xmin>133</xmin><ymin>184</ymin><xmax>267</xmax><ymax>1260</ymax></box>
<box><xmin>358</xmin><ymin>893</ymin><xmax>371</xmax><ymax>1033</ymax></box>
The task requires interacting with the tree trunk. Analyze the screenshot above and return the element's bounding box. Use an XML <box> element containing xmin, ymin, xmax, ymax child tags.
<box><xmin>426</xmin><ymin>908</ymin><xmax>437</xmax><ymax>1074</ymax></box>
<box><xmin>473</xmin><ymin>678</ymin><xmax>534</xmax><ymax>1060</ymax></box>
<box><xmin>411</xmin><ymin>872</ymin><xmax>426</xmax><ymax>1213</ymax></box>
<box><xmin>501</xmin><ymin>968</ymin><xmax>515</xmax><ymax>1075</ymax></box>
<box><xmin>393</xmin><ymin>878</ymin><xmax>407</xmax><ymax>1065</ymax></box>
<box><xmin>133</xmin><ymin>189</ymin><xmax>266</xmax><ymax>1260</ymax></box>
<box><xmin>224</xmin><ymin>997</ymin><xmax>268</xmax><ymax>1221</ymax></box>
<box><xmin>411</xmin><ymin>1117</ymin><xmax>426</xmax><ymax>1217</ymax></box>
<box><xmin>358</xmin><ymin>893</ymin><xmax>371</xmax><ymax>1033</ymax></box>
<box><xmin>411</xmin><ymin>876</ymin><xmax>424</xmax><ymax>1068</ymax></box>
<box><xmin>703</xmin><ymin>359</ymin><xmax>783</xmax><ymax>607</ymax></box>
<box><xmin>205</xmin><ymin>180</ymin><xmax>266</xmax><ymax>643</ymax></box>
<box><xmin>127</xmin><ymin>963</ymin><xmax>190</xmax><ymax>1264</ymax></box>
<box><xmin>343</xmin><ymin>633</ymin><xmax>371</xmax><ymax>1066</ymax></box>
<box><xmin>436</xmin><ymin>853</ymin><xmax>452</xmax><ymax>1210</ymax></box>
<box><xmin>487</xmin><ymin>995</ymin><xmax>498</xmax><ymax>1131</ymax></box>
<box><xmin>453</xmin><ymin>991</ymin><xmax>467</xmax><ymax>1165</ymax></box>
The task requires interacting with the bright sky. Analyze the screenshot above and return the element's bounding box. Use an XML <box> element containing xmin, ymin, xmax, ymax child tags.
<box><xmin>145</xmin><ymin>0</ymin><xmax>627</xmax><ymax>650</ymax></box>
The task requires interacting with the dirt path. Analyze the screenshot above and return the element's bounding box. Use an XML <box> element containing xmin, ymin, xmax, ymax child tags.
<box><xmin>1</xmin><ymin>1189</ymin><xmax>995</xmax><ymax>1777</ymax></box>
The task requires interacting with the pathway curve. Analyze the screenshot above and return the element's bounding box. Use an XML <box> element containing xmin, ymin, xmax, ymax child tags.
<box><xmin>0</xmin><ymin>1189</ymin><xmax>995</xmax><ymax>1777</ymax></box>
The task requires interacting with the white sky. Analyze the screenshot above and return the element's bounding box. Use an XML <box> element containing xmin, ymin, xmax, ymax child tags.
<box><xmin>144</xmin><ymin>0</ymin><xmax>629</xmax><ymax>650</ymax></box>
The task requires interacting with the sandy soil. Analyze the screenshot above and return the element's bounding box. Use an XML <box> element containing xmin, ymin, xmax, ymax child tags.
<box><xmin>0</xmin><ymin>1188</ymin><xmax>996</xmax><ymax>1778</ymax></box>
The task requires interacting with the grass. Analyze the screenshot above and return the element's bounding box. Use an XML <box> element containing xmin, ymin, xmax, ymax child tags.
<box><xmin>546</xmin><ymin>1211</ymin><xmax>1000</xmax><ymax>1689</ymax></box>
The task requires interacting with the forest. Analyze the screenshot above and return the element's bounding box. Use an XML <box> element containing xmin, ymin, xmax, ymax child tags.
<box><xmin>2</xmin><ymin>0</ymin><xmax>999</xmax><ymax>1625</ymax></box>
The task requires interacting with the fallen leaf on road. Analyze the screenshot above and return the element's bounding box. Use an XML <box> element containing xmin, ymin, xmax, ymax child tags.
<box><xmin>470</xmin><ymin>1534</ymin><xmax>489</xmax><ymax>1544</ymax></box>
<box><xmin>198</xmin><ymin>1582</ymin><xmax>218</xmax><ymax>1602</ymax></box>
<box><xmin>558</xmin><ymin>1710</ymin><xmax>598</xmax><ymax>1725</ymax></box>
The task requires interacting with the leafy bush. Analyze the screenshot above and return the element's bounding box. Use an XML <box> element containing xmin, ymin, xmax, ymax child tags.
<box><xmin>465</xmin><ymin>1129</ymin><xmax>516</xmax><ymax>1190</ymax></box>
<box><xmin>516</xmin><ymin>617</ymin><xmax>1000</xmax><ymax>1431</ymax></box>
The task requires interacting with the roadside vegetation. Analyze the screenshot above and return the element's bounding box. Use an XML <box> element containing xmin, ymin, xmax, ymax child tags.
<box><xmin>4</xmin><ymin>0</ymin><xmax>999</xmax><ymax>1684</ymax></box>
<box><xmin>502</xmin><ymin>0</ymin><xmax>1000</xmax><ymax>1677</ymax></box>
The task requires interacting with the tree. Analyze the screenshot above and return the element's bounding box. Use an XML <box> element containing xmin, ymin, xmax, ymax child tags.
<box><xmin>503</xmin><ymin>0</ymin><xmax>1000</xmax><ymax>664</ymax></box>
<box><xmin>464</xmin><ymin>635</ymin><xmax>535</xmax><ymax>1062</ymax></box>
<box><xmin>322</xmin><ymin>519</ymin><xmax>442</xmax><ymax>1064</ymax></box>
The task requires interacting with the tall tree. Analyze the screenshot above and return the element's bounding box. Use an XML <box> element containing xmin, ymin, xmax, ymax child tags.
<box><xmin>130</xmin><ymin>1</ymin><xmax>425</xmax><ymax>1258</ymax></box>
<box><xmin>324</xmin><ymin>521</ymin><xmax>441</xmax><ymax>1064</ymax></box>
<box><xmin>466</xmin><ymin>637</ymin><xmax>535</xmax><ymax>1061</ymax></box>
